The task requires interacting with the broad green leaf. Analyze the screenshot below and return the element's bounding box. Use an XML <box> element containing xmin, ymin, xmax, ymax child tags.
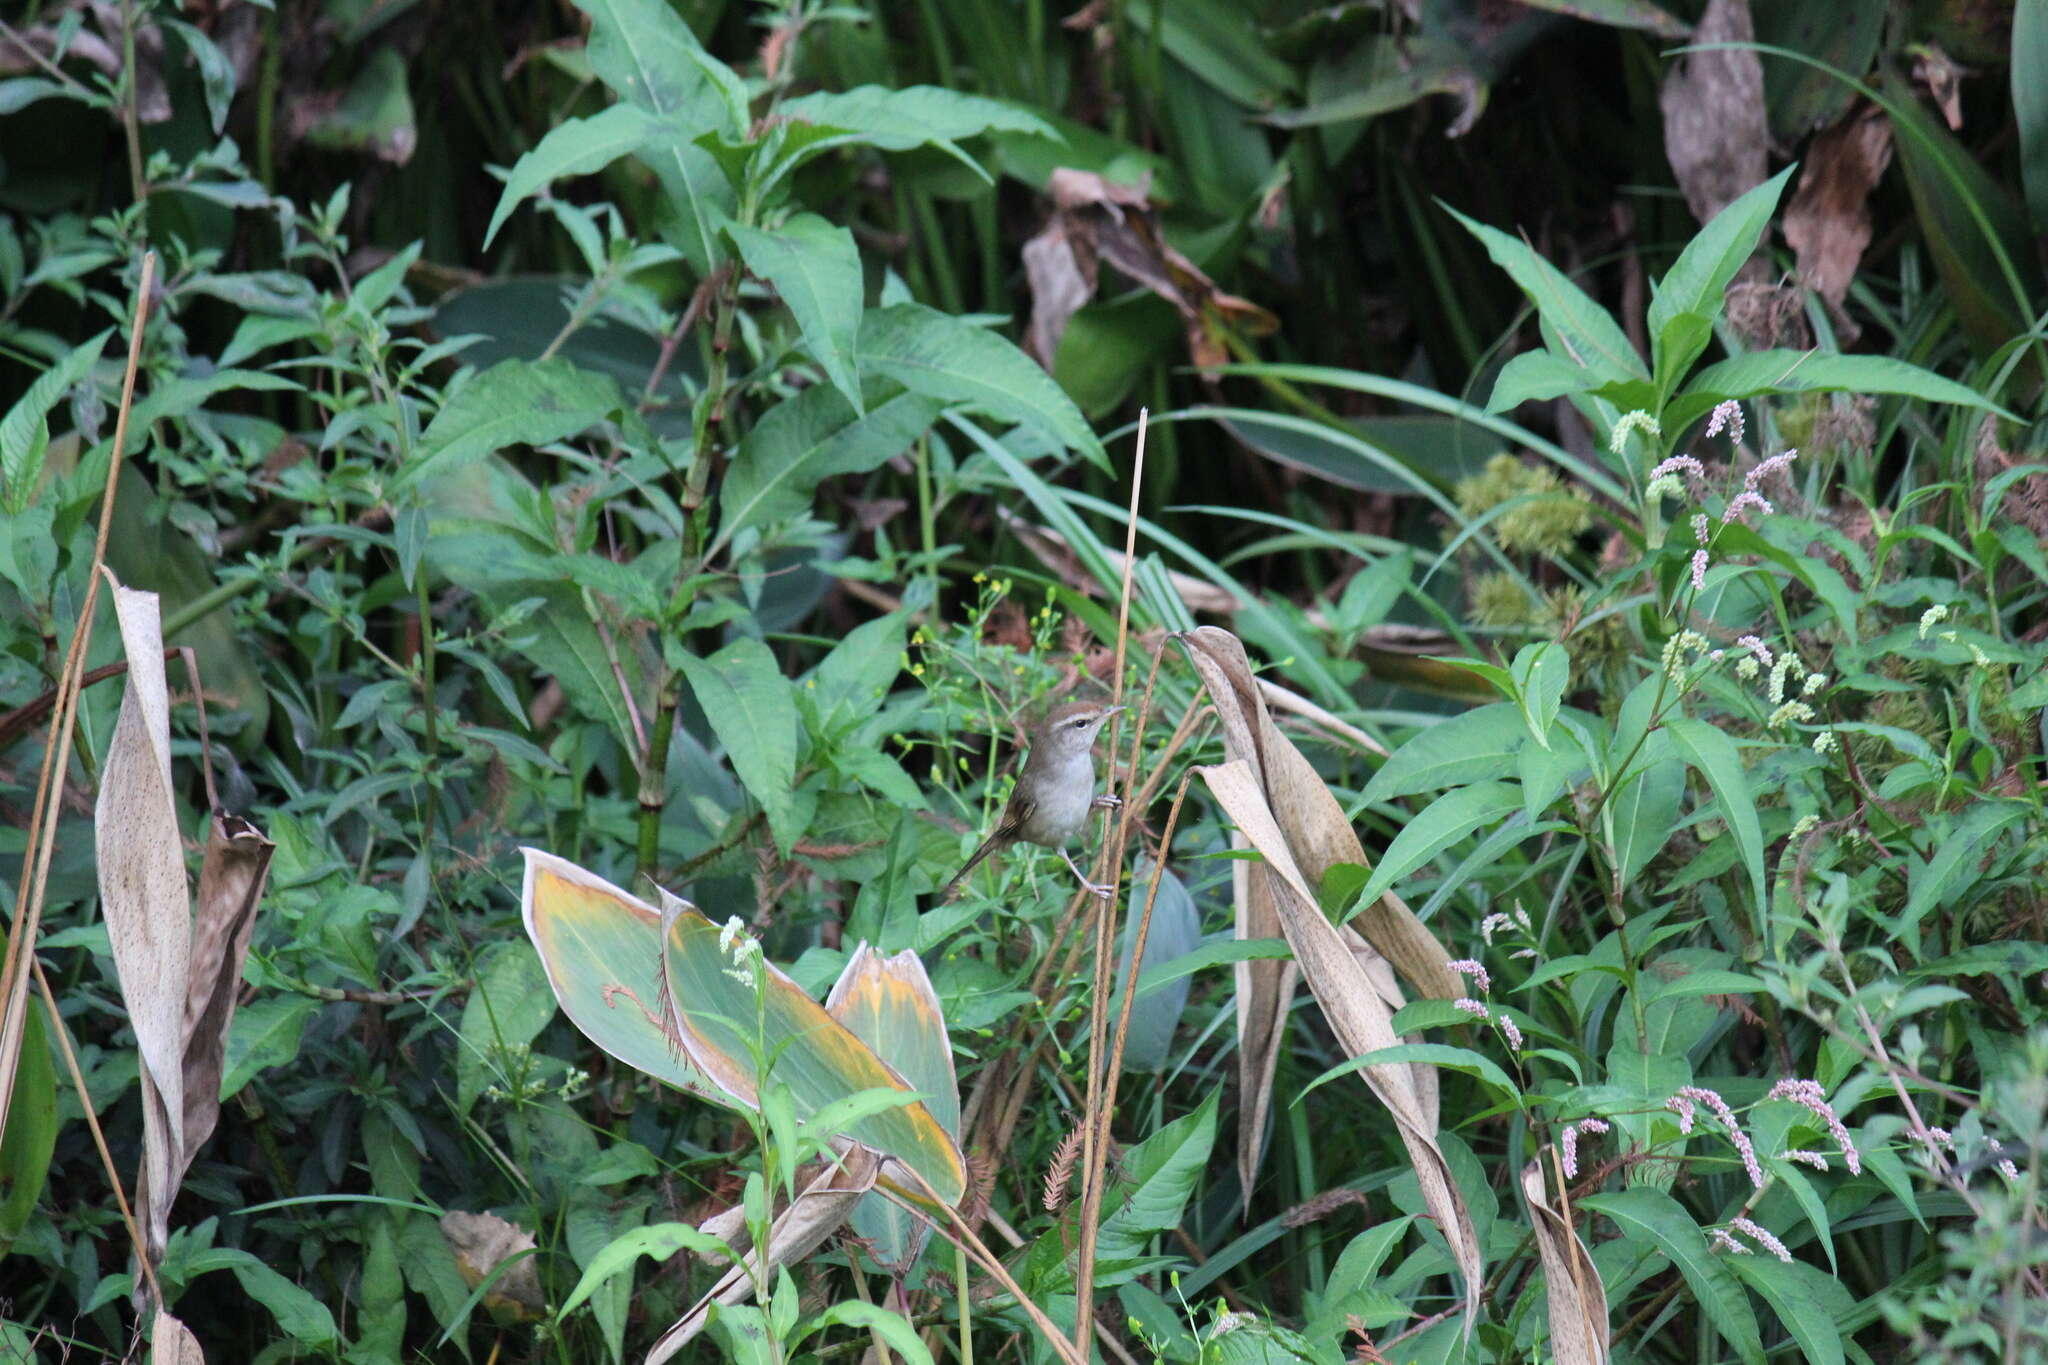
<box><xmin>1113</xmin><ymin>857</ymin><xmax>1202</xmax><ymax>1074</ymax></box>
<box><xmin>575</xmin><ymin>0</ymin><xmax>746</xmax><ymax>137</ymax></box>
<box><xmin>1726</xmin><ymin>1256</ymin><xmax>1854</xmax><ymax>1365</ymax></box>
<box><xmin>403</xmin><ymin>358</ymin><xmax>623</xmax><ymax>488</ymax></box>
<box><xmin>1261</xmin><ymin>35</ymin><xmax>1473</xmax><ymax>129</ymax></box>
<box><xmin>1607</xmin><ymin>731</ymin><xmax>1683</xmax><ymax>889</ymax></box>
<box><xmin>829</xmin><ymin>945</ymin><xmax>958</xmax><ymax>1274</ymax></box>
<box><xmin>1361</xmin><ymin>704</ymin><xmax>1529</xmax><ymax>802</ymax></box>
<box><xmin>729</xmin><ymin>215</ymin><xmax>865</xmax><ymax>413</ymax></box>
<box><xmin>519</xmin><ymin>850</ymin><xmax>727</xmax><ymax>1101</ymax></box>
<box><xmin>1350</xmin><ymin>781</ymin><xmax>1522</xmax><ymax>911</ymax></box>
<box><xmin>120</xmin><ymin>370</ymin><xmax>300</xmax><ymax>451</ymax></box>
<box><xmin>674</xmin><ymin>638</ymin><xmax>801</xmax><ymax>853</ymax></box>
<box><xmin>655</xmin><ymin>893</ymin><xmax>966</xmax><ymax>1206</ymax></box>
<box><xmin>1581</xmin><ymin>1188</ymin><xmax>1763</xmax><ymax>1364</ymax></box>
<box><xmin>825</xmin><ymin>945</ymin><xmax>958</xmax><ymax>1137</ymax></box>
<box><xmin>485</xmin><ymin>105</ymin><xmax>662</xmax><ymax>247</ymax></box>
<box><xmin>1096</xmin><ymin>1089</ymin><xmax>1219</xmax><ymax>1267</ymax></box>
<box><xmin>714</xmin><ymin>385</ymin><xmax>945</xmax><ymax>552</ymax></box>
<box><xmin>1</xmin><ymin>329</ymin><xmax>108</xmax><ymax>514</ymax></box>
<box><xmin>806</xmin><ymin>611</ymin><xmax>909</xmax><ymax>738</ymax></box>
<box><xmin>860</xmin><ymin>303</ymin><xmax>1107</xmax><ymax>470</ymax></box>
<box><xmin>1443</xmin><ymin>204</ymin><xmax>1645</xmax><ymax>382</ymax></box>
<box><xmin>1648</xmin><ymin>165</ymin><xmax>1795</xmax><ymax>343</ymax></box>
<box><xmin>1671</xmin><ymin>350</ymin><xmax>2012</xmax><ymax>433</ymax></box>
<box><xmin>218</xmin><ymin>1254</ymin><xmax>340</xmax><ymax>1348</ymax></box>
<box><xmin>455</xmin><ymin>941</ymin><xmax>558</xmax><ymax>1116</ymax></box>
<box><xmin>219</xmin><ymin>995</ymin><xmax>322</xmax><ymax>1100</ymax></box>
<box><xmin>574</xmin><ymin>0</ymin><xmax>742</xmax><ymax>271</ymax></box>
<box><xmin>559</xmin><ymin>1222</ymin><xmax>733</xmax><ymax>1318</ymax></box>
<box><xmin>1900</xmin><ymin>801</ymin><xmax>2029</xmax><ymax>939</ymax></box>
<box><xmin>1509</xmin><ymin>642</ymin><xmax>1569</xmax><ymax>750</ymax></box>
<box><xmin>1123</xmin><ymin>0</ymin><xmax>1297</xmax><ymax>107</ymax></box>
<box><xmin>0</xmin><ymin>941</ymin><xmax>55</xmax><ymax>1247</ymax></box>
<box><xmin>1486</xmin><ymin>348</ymin><xmax>1601</xmax><ymax>413</ymax></box>
<box><xmin>779</xmin><ymin>85</ymin><xmax>1055</xmax><ymax>156</ymax></box>
<box><xmin>1665</xmin><ymin>718</ymin><xmax>1766</xmax><ymax>910</ymax></box>
<box><xmin>816</xmin><ymin>1303</ymin><xmax>933</xmax><ymax>1365</ymax></box>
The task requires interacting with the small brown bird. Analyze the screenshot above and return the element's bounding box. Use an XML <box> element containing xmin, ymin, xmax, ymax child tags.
<box><xmin>940</xmin><ymin>701</ymin><xmax>1124</xmax><ymax>901</ymax></box>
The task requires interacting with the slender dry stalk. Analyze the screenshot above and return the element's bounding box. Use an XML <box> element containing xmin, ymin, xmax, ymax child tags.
<box><xmin>1073</xmin><ymin>409</ymin><xmax>1148</xmax><ymax>1352</ymax></box>
<box><xmin>0</xmin><ymin>251</ymin><xmax>159</xmax><ymax>1303</ymax></box>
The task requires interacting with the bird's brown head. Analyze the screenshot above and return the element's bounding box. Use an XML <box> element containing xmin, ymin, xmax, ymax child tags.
<box><xmin>1035</xmin><ymin>700</ymin><xmax>1123</xmax><ymax>755</ymax></box>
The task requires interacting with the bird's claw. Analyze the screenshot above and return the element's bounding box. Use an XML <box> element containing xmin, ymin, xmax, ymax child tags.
<box><xmin>1093</xmin><ymin>793</ymin><xmax>1124</xmax><ymax>811</ymax></box>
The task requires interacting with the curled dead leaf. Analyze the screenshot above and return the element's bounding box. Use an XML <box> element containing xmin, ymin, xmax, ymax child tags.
<box><xmin>1022</xmin><ymin>168</ymin><xmax>1277</xmax><ymax>375</ymax></box>
<box><xmin>1784</xmin><ymin>105</ymin><xmax>1893</xmax><ymax>342</ymax></box>
<box><xmin>1658</xmin><ymin>0</ymin><xmax>1767</xmax><ymax>227</ymax></box>
<box><xmin>440</xmin><ymin>1210</ymin><xmax>545</xmax><ymax>1321</ymax></box>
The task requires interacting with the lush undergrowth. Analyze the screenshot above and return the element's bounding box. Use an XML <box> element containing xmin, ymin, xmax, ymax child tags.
<box><xmin>2</xmin><ymin>1</ymin><xmax>2046</xmax><ymax>1362</ymax></box>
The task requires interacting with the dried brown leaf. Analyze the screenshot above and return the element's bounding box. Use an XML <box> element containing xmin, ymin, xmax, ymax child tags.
<box><xmin>180</xmin><ymin>812</ymin><xmax>272</xmax><ymax>1170</ymax></box>
<box><xmin>150</xmin><ymin>1311</ymin><xmax>204</xmax><ymax>1365</ymax></box>
<box><xmin>1520</xmin><ymin>1160</ymin><xmax>1609</xmax><ymax>1364</ymax></box>
<box><xmin>1784</xmin><ymin>106</ymin><xmax>1893</xmax><ymax>340</ymax></box>
<box><xmin>440</xmin><ymin>1210</ymin><xmax>545</xmax><ymax>1320</ymax></box>
<box><xmin>1200</xmin><ymin>760</ymin><xmax>1481</xmax><ymax>1323</ymax></box>
<box><xmin>95</xmin><ymin>579</ymin><xmax>189</xmax><ymax>1268</ymax></box>
<box><xmin>1658</xmin><ymin>0</ymin><xmax>1766</xmax><ymax>227</ymax></box>
<box><xmin>1021</xmin><ymin>169</ymin><xmax>1278</xmax><ymax>374</ymax></box>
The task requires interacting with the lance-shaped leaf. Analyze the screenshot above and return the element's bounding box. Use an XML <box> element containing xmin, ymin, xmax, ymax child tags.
<box><xmin>1199</xmin><ymin>759</ymin><xmax>1482</xmax><ymax>1326</ymax></box>
<box><xmin>655</xmin><ymin>890</ymin><xmax>965</xmax><ymax>1208</ymax></box>
<box><xmin>1521</xmin><ymin>1159</ymin><xmax>1609</xmax><ymax>1365</ymax></box>
<box><xmin>519</xmin><ymin>849</ymin><xmax>728</xmax><ymax>1103</ymax></box>
<box><xmin>728</xmin><ymin>215</ymin><xmax>865</xmax><ymax>414</ymax></box>
<box><xmin>95</xmin><ymin>578</ymin><xmax>190</xmax><ymax>1268</ymax></box>
<box><xmin>828</xmin><ymin>944</ymin><xmax>959</xmax><ymax>1274</ymax></box>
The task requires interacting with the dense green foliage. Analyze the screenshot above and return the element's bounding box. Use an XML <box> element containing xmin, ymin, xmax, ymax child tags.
<box><xmin>2</xmin><ymin>0</ymin><xmax>2046</xmax><ymax>1362</ymax></box>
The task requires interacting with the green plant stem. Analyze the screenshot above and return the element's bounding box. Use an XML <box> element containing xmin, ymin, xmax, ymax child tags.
<box><xmin>415</xmin><ymin>569</ymin><xmax>438</xmax><ymax>760</ymax></box>
<box><xmin>917</xmin><ymin>435</ymin><xmax>940</xmax><ymax>627</ymax></box>
<box><xmin>635</xmin><ymin>681</ymin><xmax>679</xmax><ymax>886</ymax></box>
<box><xmin>954</xmin><ymin>1239</ymin><xmax>973</xmax><ymax>1365</ymax></box>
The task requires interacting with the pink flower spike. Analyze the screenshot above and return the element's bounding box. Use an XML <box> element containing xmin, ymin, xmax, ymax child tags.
<box><xmin>1767</xmin><ymin>1079</ymin><xmax>1862</xmax><ymax>1175</ymax></box>
<box><xmin>1453</xmin><ymin>998</ymin><xmax>1491</xmax><ymax>1022</ymax></box>
<box><xmin>1691</xmin><ymin>512</ymin><xmax>1710</xmax><ymax>543</ymax></box>
<box><xmin>1781</xmin><ymin>1149</ymin><xmax>1830</xmax><ymax>1172</ymax></box>
<box><xmin>1731</xmin><ymin>1217</ymin><xmax>1794</xmax><ymax>1263</ymax></box>
<box><xmin>1736</xmin><ymin>635</ymin><xmax>1774</xmax><ymax>667</ymax></box>
<box><xmin>1448</xmin><ymin>959</ymin><xmax>1491</xmax><ymax>992</ymax></box>
<box><xmin>1497</xmin><ymin>1014</ymin><xmax>1524</xmax><ymax>1051</ymax></box>
<box><xmin>1707</xmin><ymin>1227</ymin><xmax>1749</xmax><ymax>1255</ymax></box>
<box><xmin>1650</xmin><ymin>454</ymin><xmax>1707</xmax><ymax>487</ymax></box>
<box><xmin>1722</xmin><ymin>489</ymin><xmax>1774</xmax><ymax>523</ymax></box>
<box><xmin>1704</xmin><ymin>400</ymin><xmax>1745</xmax><ymax>444</ymax></box>
<box><xmin>1665</xmin><ymin>1094</ymin><xmax>1697</xmax><ymax>1135</ymax></box>
<box><xmin>1677</xmin><ymin>1085</ymin><xmax>1765</xmax><ymax>1188</ymax></box>
<box><xmin>1690</xmin><ymin>549</ymin><xmax>1708</xmax><ymax>591</ymax></box>
<box><xmin>1745</xmin><ymin>449</ymin><xmax>1798</xmax><ymax>490</ymax></box>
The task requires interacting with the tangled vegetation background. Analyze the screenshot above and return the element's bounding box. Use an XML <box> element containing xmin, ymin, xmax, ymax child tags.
<box><xmin>2</xmin><ymin>0</ymin><xmax>2046</xmax><ymax>1360</ymax></box>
